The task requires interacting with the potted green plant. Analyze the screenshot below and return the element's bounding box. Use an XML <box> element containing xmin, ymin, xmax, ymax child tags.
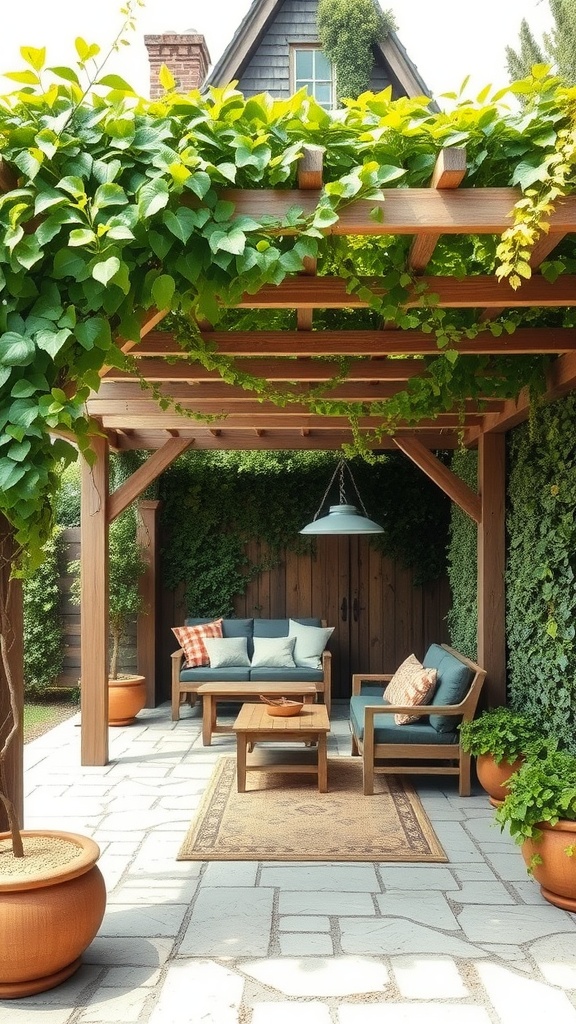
<box><xmin>496</xmin><ymin>747</ymin><xmax>576</xmax><ymax>911</ymax></box>
<box><xmin>459</xmin><ymin>707</ymin><xmax>546</xmax><ymax>805</ymax></box>
<box><xmin>70</xmin><ymin>508</ymin><xmax>148</xmax><ymax>725</ymax></box>
<box><xmin>0</xmin><ymin>526</ymin><xmax>106</xmax><ymax>998</ymax></box>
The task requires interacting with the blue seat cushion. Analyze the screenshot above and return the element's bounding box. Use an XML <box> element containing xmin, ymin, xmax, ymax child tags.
<box><xmin>249</xmin><ymin>667</ymin><xmax>324</xmax><ymax>683</ymax></box>
<box><xmin>357</xmin><ymin>682</ymin><xmax>386</xmax><ymax>697</ymax></box>
<box><xmin>350</xmin><ymin>695</ymin><xmax>458</xmax><ymax>746</ymax></box>
<box><xmin>179</xmin><ymin>667</ymin><xmax>250</xmax><ymax>683</ymax></box>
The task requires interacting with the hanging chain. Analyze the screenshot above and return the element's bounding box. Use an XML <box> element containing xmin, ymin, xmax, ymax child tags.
<box><xmin>310</xmin><ymin>458</ymin><xmax>370</xmax><ymax>520</ymax></box>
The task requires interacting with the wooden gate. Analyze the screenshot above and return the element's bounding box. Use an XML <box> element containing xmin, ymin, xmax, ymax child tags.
<box><xmin>232</xmin><ymin>537</ymin><xmax>450</xmax><ymax>698</ymax></box>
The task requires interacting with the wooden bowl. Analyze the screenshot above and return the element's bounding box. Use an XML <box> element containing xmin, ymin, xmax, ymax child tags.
<box><xmin>261</xmin><ymin>697</ymin><xmax>304</xmax><ymax>717</ymax></box>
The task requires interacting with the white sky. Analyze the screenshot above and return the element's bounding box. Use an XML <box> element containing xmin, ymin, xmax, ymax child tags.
<box><xmin>0</xmin><ymin>0</ymin><xmax>554</xmax><ymax>101</ymax></box>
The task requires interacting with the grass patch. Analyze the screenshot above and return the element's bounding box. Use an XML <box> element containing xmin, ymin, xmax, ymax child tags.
<box><xmin>24</xmin><ymin>692</ymin><xmax>78</xmax><ymax>743</ymax></box>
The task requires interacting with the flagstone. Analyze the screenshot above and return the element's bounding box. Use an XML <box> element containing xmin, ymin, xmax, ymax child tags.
<box><xmin>457</xmin><ymin>904</ymin><xmax>576</xmax><ymax>943</ymax></box>
<box><xmin>74</xmin><ymin>986</ymin><xmax>150</xmax><ymax>1022</ymax></box>
<box><xmin>252</xmin><ymin>1003</ymin><xmax>331</xmax><ymax>1024</ymax></box>
<box><xmin>451</xmin><ymin>862</ymin><xmax>499</xmax><ymax>882</ymax></box>
<box><xmin>97</xmin><ymin>902</ymin><xmax>189</xmax><ymax>937</ymax></box>
<box><xmin>482</xmin><ymin>852</ymin><xmax>532</xmax><ymax>881</ymax></box>
<box><xmin>510</xmin><ymin>881</ymin><xmax>547</xmax><ymax>904</ymax></box>
<box><xmin>242</xmin><ymin>956</ymin><xmax>389</xmax><ymax>997</ymax></box>
<box><xmin>179</xmin><ymin>887</ymin><xmax>274</xmax><ymax>956</ymax></box>
<box><xmin>261</xmin><ymin>864</ymin><xmax>379</xmax><ymax>891</ymax></box>
<box><xmin>147</xmin><ymin>962</ymin><xmax>242</xmax><ymax>1024</ymax></box>
<box><xmin>338</xmin><ymin>1005</ymin><xmax>492</xmax><ymax>1023</ymax></box>
<box><xmin>378</xmin><ymin>866</ymin><xmax>455</xmax><ymax>889</ymax></box>
<box><xmin>84</xmin><ymin>937</ymin><xmax>174</xmax><ymax>967</ymax></box>
<box><xmin>339</xmin><ymin>918</ymin><xmax>487</xmax><ymax>957</ymax></box>
<box><xmin>279</xmin><ymin>890</ymin><xmax>376</xmax><ymax>916</ymax></box>
<box><xmin>391</xmin><ymin>956</ymin><xmax>469</xmax><ymax>998</ymax></box>
<box><xmin>279</xmin><ymin>933</ymin><xmax>334</xmax><ymax>955</ymax></box>
<box><xmin>202</xmin><ymin>861</ymin><xmax>258</xmax><ymax>887</ymax></box>
<box><xmin>375</xmin><ymin>891</ymin><xmax>458</xmax><ymax>928</ymax></box>
<box><xmin>528</xmin><ymin>934</ymin><xmax>576</xmax><ymax>988</ymax></box>
<box><xmin>445</xmin><ymin>881</ymin><xmax>515</xmax><ymax>904</ymax></box>
<box><xmin>476</xmin><ymin>961</ymin><xmax>576</xmax><ymax>1023</ymax></box>
<box><xmin>279</xmin><ymin>915</ymin><xmax>331</xmax><ymax>931</ymax></box>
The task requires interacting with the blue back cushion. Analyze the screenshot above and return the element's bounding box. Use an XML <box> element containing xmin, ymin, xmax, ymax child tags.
<box><xmin>253</xmin><ymin>617</ymin><xmax>321</xmax><ymax>638</ymax></box>
<box><xmin>427</xmin><ymin>651</ymin><xmax>473</xmax><ymax>733</ymax></box>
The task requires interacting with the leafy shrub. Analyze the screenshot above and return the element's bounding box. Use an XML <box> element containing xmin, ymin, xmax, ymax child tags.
<box><xmin>23</xmin><ymin>528</ymin><xmax>65</xmax><ymax>697</ymax></box>
<box><xmin>459</xmin><ymin>707</ymin><xmax>546</xmax><ymax>764</ymax></box>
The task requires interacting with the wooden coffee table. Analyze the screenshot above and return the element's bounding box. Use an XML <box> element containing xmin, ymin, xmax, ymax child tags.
<box><xmin>232</xmin><ymin>702</ymin><xmax>330</xmax><ymax>793</ymax></box>
<box><xmin>197</xmin><ymin>681</ymin><xmax>317</xmax><ymax>746</ymax></box>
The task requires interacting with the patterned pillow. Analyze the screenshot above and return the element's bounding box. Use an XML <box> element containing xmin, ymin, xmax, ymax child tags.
<box><xmin>383</xmin><ymin>653</ymin><xmax>438</xmax><ymax>725</ymax></box>
<box><xmin>172</xmin><ymin>619</ymin><xmax>223</xmax><ymax>668</ymax></box>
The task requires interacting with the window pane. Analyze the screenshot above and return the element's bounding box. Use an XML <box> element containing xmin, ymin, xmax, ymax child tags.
<box><xmin>315</xmin><ymin>83</ymin><xmax>332</xmax><ymax>106</ymax></box>
<box><xmin>295</xmin><ymin>49</ymin><xmax>313</xmax><ymax>79</ymax></box>
<box><xmin>315</xmin><ymin>50</ymin><xmax>331</xmax><ymax>80</ymax></box>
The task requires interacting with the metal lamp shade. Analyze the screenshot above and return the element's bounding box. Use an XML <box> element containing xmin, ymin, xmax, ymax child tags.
<box><xmin>299</xmin><ymin>503</ymin><xmax>384</xmax><ymax>535</ymax></box>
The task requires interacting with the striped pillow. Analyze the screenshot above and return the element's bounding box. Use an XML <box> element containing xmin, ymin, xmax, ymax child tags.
<box><xmin>172</xmin><ymin>619</ymin><xmax>223</xmax><ymax>668</ymax></box>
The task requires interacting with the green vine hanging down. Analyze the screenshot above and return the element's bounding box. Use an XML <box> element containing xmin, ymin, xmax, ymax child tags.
<box><xmin>2</xmin><ymin>38</ymin><xmax>576</xmax><ymax>569</ymax></box>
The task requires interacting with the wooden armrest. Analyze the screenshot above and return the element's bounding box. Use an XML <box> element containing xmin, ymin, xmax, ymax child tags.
<box><xmin>351</xmin><ymin>673</ymin><xmax>392</xmax><ymax>696</ymax></box>
<box><xmin>171</xmin><ymin>649</ymin><xmax>184</xmax><ymax>661</ymax></box>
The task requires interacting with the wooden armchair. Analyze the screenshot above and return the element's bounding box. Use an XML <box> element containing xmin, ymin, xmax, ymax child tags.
<box><xmin>350</xmin><ymin>644</ymin><xmax>487</xmax><ymax>797</ymax></box>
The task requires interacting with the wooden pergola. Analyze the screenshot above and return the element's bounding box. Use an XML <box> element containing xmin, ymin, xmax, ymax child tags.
<box><xmin>5</xmin><ymin>145</ymin><xmax>576</xmax><ymax>819</ymax></box>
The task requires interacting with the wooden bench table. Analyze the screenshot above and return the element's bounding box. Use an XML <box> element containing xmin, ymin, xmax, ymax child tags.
<box><xmin>196</xmin><ymin>681</ymin><xmax>317</xmax><ymax>746</ymax></box>
<box><xmin>232</xmin><ymin>702</ymin><xmax>331</xmax><ymax>792</ymax></box>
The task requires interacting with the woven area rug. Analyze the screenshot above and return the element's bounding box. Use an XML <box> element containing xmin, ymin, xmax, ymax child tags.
<box><xmin>177</xmin><ymin>756</ymin><xmax>447</xmax><ymax>862</ymax></box>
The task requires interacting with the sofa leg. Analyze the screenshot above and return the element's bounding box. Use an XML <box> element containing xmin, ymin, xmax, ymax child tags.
<box><xmin>171</xmin><ymin>689</ymin><xmax>181</xmax><ymax>722</ymax></box>
<box><xmin>351</xmin><ymin>732</ymin><xmax>359</xmax><ymax>756</ymax></box>
<box><xmin>362</xmin><ymin>758</ymin><xmax>374</xmax><ymax>795</ymax></box>
<box><xmin>459</xmin><ymin>751</ymin><xmax>471</xmax><ymax>796</ymax></box>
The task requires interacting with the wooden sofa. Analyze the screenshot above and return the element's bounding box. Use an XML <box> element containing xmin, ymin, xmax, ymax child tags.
<box><xmin>171</xmin><ymin>617</ymin><xmax>333</xmax><ymax>733</ymax></box>
<box><xmin>349</xmin><ymin>644</ymin><xmax>487</xmax><ymax>796</ymax></box>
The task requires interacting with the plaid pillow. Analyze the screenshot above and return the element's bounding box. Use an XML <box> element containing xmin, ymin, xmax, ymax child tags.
<box><xmin>383</xmin><ymin>653</ymin><xmax>438</xmax><ymax>725</ymax></box>
<box><xmin>172</xmin><ymin>620</ymin><xmax>223</xmax><ymax>668</ymax></box>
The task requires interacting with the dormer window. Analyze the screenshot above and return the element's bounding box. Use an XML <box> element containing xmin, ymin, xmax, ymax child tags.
<box><xmin>291</xmin><ymin>45</ymin><xmax>335</xmax><ymax>109</ymax></box>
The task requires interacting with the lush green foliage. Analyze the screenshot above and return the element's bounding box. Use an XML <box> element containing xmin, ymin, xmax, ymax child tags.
<box><xmin>507</xmin><ymin>1</ymin><xmax>576</xmax><ymax>85</ymax></box>
<box><xmin>496</xmin><ymin>747</ymin><xmax>576</xmax><ymax>843</ymax></box>
<box><xmin>1</xmin><ymin>39</ymin><xmax>576</xmax><ymax>569</ymax></box>
<box><xmin>506</xmin><ymin>393</ymin><xmax>576</xmax><ymax>750</ymax></box>
<box><xmin>445</xmin><ymin>449</ymin><xmax>478</xmax><ymax>659</ymax></box>
<box><xmin>160</xmin><ymin>450</ymin><xmax>450</xmax><ymax>616</ymax></box>
<box><xmin>69</xmin><ymin>507</ymin><xmax>146</xmax><ymax>678</ymax></box>
<box><xmin>317</xmin><ymin>0</ymin><xmax>395</xmax><ymax>102</ymax></box>
<box><xmin>459</xmin><ymin>707</ymin><xmax>546</xmax><ymax>764</ymax></box>
<box><xmin>22</xmin><ymin>526</ymin><xmax>65</xmax><ymax>695</ymax></box>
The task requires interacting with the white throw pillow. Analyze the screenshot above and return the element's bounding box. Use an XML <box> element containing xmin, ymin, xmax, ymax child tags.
<box><xmin>250</xmin><ymin>636</ymin><xmax>297</xmax><ymax>669</ymax></box>
<box><xmin>288</xmin><ymin>619</ymin><xmax>334</xmax><ymax>669</ymax></box>
<box><xmin>204</xmin><ymin>636</ymin><xmax>250</xmax><ymax>668</ymax></box>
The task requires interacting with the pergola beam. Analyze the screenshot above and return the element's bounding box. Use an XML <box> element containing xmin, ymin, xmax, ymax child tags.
<box><xmin>108</xmin><ymin>438</ymin><xmax>193</xmax><ymax>522</ymax></box>
<box><xmin>104</xmin><ymin>430</ymin><xmax>463</xmax><ymax>451</ymax></box>
<box><xmin>408</xmin><ymin>147</ymin><xmax>467</xmax><ymax>272</ymax></box>
<box><xmin>236</xmin><ymin>275</ymin><xmax>576</xmax><ymax>308</ymax></box>
<box><xmin>392</xmin><ymin>437</ymin><xmax>482</xmax><ymax>522</ymax></box>
<box><xmin>218</xmin><ymin>187</ymin><xmax>576</xmax><ymax>234</ymax></box>
<box><xmin>133</xmin><ymin>327</ymin><xmax>576</xmax><ymax>358</ymax></box>
<box><xmin>102</xmin><ymin>358</ymin><xmax>426</xmax><ymax>383</ymax></box>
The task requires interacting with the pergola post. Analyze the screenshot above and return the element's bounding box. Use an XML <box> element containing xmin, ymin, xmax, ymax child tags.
<box><xmin>137</xmin><ymin>500</ymin><xmax>161</xmax><ymax>707</ymax></box>
<box><xmin>0</xmin><ymin>517</ymin><xmax>23</xmax><ymax>830</ymax></box>
<box><xmin>477</xmin><ymin>433</ymin><xmax>506</xmax><ymax>706</ymax></box>
<box><xmin>80</xmin><ymin>436</ymin><xmax>109</xmax><ymax>765</ymax></box>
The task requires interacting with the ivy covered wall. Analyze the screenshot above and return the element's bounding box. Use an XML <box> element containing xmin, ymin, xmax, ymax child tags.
<box><xmin>445</xmin><ymin>395</ymin><xmax>576</xmax><ymax>749</ymax></box>
<box><xmin>159</xmin><ymin>450</ymin><xmax>451</xmax><ymax>618</ymax></box>
<box><xmin>506</xmin><ymin>394</ymin><xmax>576</xmax><ymax>749</ymax></box>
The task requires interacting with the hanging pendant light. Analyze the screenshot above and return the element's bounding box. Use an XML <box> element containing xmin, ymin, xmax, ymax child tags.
<box><xmin>300</xmin><ymin>459</ymin><xmax>384</xmax><ymax>535</ymax></box>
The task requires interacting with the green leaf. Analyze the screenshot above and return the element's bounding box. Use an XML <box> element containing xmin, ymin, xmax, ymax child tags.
<box><xmin>312</xmin><ymin>206</ymin><xmax>340</xmax><ymax>229</ymax></box>
<box><xmin>7</xmin><ymin>439</ymin><xmax>31</xmax><ymax>462</ymax></box>
<box><xmin>35</xmin><ymin>328</ymin><xmax>72</xmax><ymax>358</ymax></box>
<box><xmin>75</xmin><ymin>317</ymin><xmax>111</xmax><ymax>351</ymax></box>
<box><xmin>151</xmin><ymin>274</ymin><xmax>176</xmax><ymax>309</ymax></box>
<box><xmin>75</xmin><ymin>37</ymin><xmax>99</xmax><ymax>62</ymax></box>
<box><xmin>97</xmin><ymin>74</ymin><xmax>136</xmax><ymax>92</ymax></box>
<box><xmin>159</xmin><ymin>64</ymin><xmax>176</xmax><ymax>91</ymax></box>
<box><xmin>8</xmin><ymin>398</ymin><xmax>38</xmax><ymax>428</ymax></box>
<box><xmin>213</xmin><ymin>200</ymin><xmax>236</xmax><ymax>223</ymax></box>
<box><xmin>52</xmin><ymin>247</ymin><xmax>89</xmax><ymax>280</ymax></box>
<box><xmin>92</xmin><ymin>257</ymin><xmax>121</xmax><ymax>286</ymax></box>
<box><xmin>138</xmin><ymin>179</ymin><xmax>170</xmax><ymax>218</ymax></box>
<box><xmin>3</xmin><ymin>70</ymin><xmax>40</xmax><ymax>85</ymax></box>
<box><xmin>93</xmin><ymin>183</ymin><xmax>128</xmax><ymax>209</ymax></box>
<box><xmin>47</xmin><ymin>65</ymin><xmax>81</xmax><ymax>84</ymax></box>
<box><xmin>0</xmin><ymin>333</ymin><xmax>35</xmax><ymax>366</ymax></box>
<box><xmin>214</xmin><ymin>228</ymin><xmax>246</xmax><ymax>256</ymax></box>
<box><xmin>0</xmin><ymin>458</ymin><xmax>26</xmax><ymax>490</ymax></box>
<box><xmin>68</xmin><ymin>228</ymin><xmax>97</xmax><ymax>247</ymax></box>
<box><xmin>163</xmin><ymin>208</ymin><xmax>197</xmax><ymax>243</ymax></box>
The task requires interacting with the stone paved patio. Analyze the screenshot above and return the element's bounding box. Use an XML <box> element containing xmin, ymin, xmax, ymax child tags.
<box><xmin>3</xmin><ymin>700</ymin><xmax>576</xmax><ymax>1023</ymax></box>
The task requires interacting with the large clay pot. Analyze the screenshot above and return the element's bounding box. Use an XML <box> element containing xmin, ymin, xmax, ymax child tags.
<box><xmin>108</xmin><ymin>673</ymin><xmax>146</xmax><ymax>726</ymax></box>
<box><xmin>0</xmin><ymin>830</ymin><xmax>106</xmax><ymax>998</ymax></box>
<box><xmin>522</xmin><ymin>819</ymin><xmax>576</xmax><ymax>911</ymax></box>
<box><xmin>476</xmin><ymin>753</ymin><xmax>524</xmax><ymax>807</ymax></box>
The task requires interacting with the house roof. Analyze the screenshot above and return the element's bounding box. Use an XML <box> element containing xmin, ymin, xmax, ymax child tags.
<box><xmin>206</xmin><ymin>0</ymin><xmax>433</xmax><ymax>99</ymax></box>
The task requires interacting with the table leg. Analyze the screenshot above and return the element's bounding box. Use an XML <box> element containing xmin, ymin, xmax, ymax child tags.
<box><xmin>237</xmin><ymin>733</ymin><xmax>248</xmax><ymax>792</ymax></box>
<box><xmin>317</xmin><ymin>733</ymin><xmax>328</xmax><ymax>792</ymax></box>
<box><xmin>202</xmin><ymin>695</ymin><xmax>213</xmax><ymax>746</ymax></box>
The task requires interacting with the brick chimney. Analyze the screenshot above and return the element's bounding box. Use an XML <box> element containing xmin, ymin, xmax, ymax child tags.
<box><xmin>144</xmin><ymin>29</ymin><xmax>210</xmax><ymax>99</ymax></box>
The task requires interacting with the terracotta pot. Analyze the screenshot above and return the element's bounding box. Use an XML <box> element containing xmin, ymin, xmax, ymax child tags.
<box><xmin>522</xmin><ymin>819</ymin><xmax>576</xmax><ymax>911</ymax></box>
<box><xmin>476</xmin><ymin>752</ymin><xmax>524</xmax><ymax>807</ymax></box>
<box><xmin>0</xmin><ymin>830</ymin><xmax>106</xmax><ymax>998</ymax></box>
<box><xmin>108</xmin><ymin>674</ymin><xmax>146</xmax><ymax>726</ymax></box>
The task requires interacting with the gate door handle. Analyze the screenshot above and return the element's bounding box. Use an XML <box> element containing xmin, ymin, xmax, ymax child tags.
<box><xmin>340</xmin><ymin>597</ymin><xmax>348</xmax><ymax>622</ymax></box>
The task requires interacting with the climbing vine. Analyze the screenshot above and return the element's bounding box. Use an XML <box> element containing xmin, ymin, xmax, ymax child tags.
<box><xmin>445</xmin><ymin>449</ymin><xmax>478</xmax><ymax>660</ymax></box>
<box><xmin>506</xmin><ymin>394</ymin><xmax>576</xmax><ymax>750</ymax></box>
<box><xmin>1</xmin><ymin>32</ymin><xmax>576</xmax><ymax>574</ymax></box>
<box><xmin>317</xmin><ymin>0</ymin><xmax>396</xmax><ymax>102</ymax></box>
<box><xmin>159</xmin><ymin>450</ymin><xmax>451</xmax><ymax>617</ymax></box>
